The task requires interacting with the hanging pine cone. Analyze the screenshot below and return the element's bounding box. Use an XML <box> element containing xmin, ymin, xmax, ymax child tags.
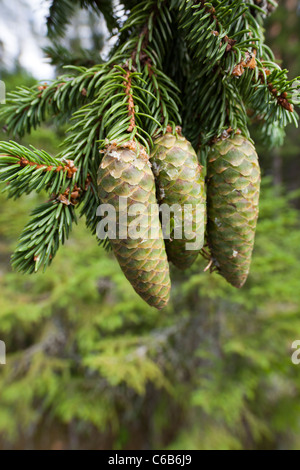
<box><xmin>97</xmin><ymin>141</ymin><xmax>171</xmax><ymax>309</ymax></box>
<box><xmin>206</xmin><ymin>135</ymin><xmax>261</xmax><ymax>288</ymax></box>
<box><xmin>150</xmin><ymin>130</ymin><xmax>206</xmax><ymax>270</ymax></box>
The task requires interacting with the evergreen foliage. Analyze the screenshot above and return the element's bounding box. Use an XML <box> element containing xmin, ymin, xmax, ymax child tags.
<box><xmin>1</xmin><ymin>0</ymin><xmax>299</xmax><ymax>276</ymax></box>
<box><xmin>46</xmin><ymin>0</ymin><xmax>118</xmax><ymax>38</ymax></box>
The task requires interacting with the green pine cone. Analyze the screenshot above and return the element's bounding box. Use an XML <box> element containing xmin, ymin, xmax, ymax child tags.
<box><xmin>97</xmin><ymin>142</ymin><xmax>171</xmax><ymax>309</ymax></box>
<box><xmin>150</xmin><ymin>132</ymin><xmax>206</xmax><ymax>270</ymax></box>
<box><xmin>207</xmin><ymin>135</ymin><xmax>261</xmax><ymax>288</ymax></box>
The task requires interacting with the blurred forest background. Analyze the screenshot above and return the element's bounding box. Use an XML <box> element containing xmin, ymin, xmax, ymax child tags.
<box><xmin>0</xmin><ymin>0</ymin><xmax>300</xmax><ymax>450</ymax></box>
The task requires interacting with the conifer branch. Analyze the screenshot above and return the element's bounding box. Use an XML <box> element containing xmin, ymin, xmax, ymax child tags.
<box><xmin>11</xmin><ymin>200</ymin><xmax>77</xmax><ymax>274</ymax></box>
<box><xmin>0</xmin><ymin>0</ymin><xmax>299</xmax><ymax>275</ymax></box>
<box><xmin>44</xmin><ymin>44</ymin><xmax>104</xmax><ymax>69</ymax></box>
<box><xmin>0</xmin><ymin>142</ymin><xmax>78</xmax><ymax>199</ymax></box>
<box><xmin>56</xmin><ymin>0</ymin><xmax>181</xmax><ymax>240</ymax></box>
<box><xmin>60</xmin><ymin>0</ymin><xmax>181</xmax><ymax>180</ymax></box>
<box><xmin>114</xmin><ymin>0</ymin><xmax>181</xmax><ymax>131</ymax></box>
<box><xmin>178</xmin><ymin>0</ymin><xmax>299</xmax><ymax>147</ymax></box>
<box><xmin>180</xmin><ymin>0</ymin><xmax>261</xmax><ymax>74</ymax></box>
<box><xmin>47</xmin><ymin>0</ymin><xmax>117</xmax><ymax>38</ymax></box>
<box><xmin>0</xmin><ymin>66</ymin><xmax>106</xmax><ymax>137</ymax></box>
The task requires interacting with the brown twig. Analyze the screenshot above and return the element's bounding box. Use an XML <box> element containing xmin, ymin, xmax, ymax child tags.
<box><xmin>18</xmin><ymin>157</ymin><xmax>78</xmax><ymax>178</ymax></box>
<box><xmin>123</xmin><ymin>21</ymin><xmax>154</xmax><ymax>132</ymax></box>
<box><xmin>123</xmin><ymin>70</ymin><xmax>136</xmax><ymax>132</ymax></box>
<box><xmin>15</xmin><ymin>156</ymin><xmax>89</xmax><ymax>206</ymax></box>
<box><xmin>263</xmin><ymin>75</ymin><xmax>294</xmax><ymax>113</ymax></box>
<box><xmin>257</xmin><ymin>68</ymin><xmax>294</xmax><ymax>112</ymax></box>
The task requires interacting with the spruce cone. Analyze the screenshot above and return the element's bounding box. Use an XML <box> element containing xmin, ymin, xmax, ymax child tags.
<box><xmin>150</xmin><ymin>132</ymin><xmax>206</xmax><ymax>270</ymax></box>
<box><xmin>207</xmin><ymin>135</ymin><xmax>261</xmax><ymax>288</ymax></box>
<box><xmin>97</xmin><ymin>142</ymin><xmax>171</xmax><ymax>309</ymax></box>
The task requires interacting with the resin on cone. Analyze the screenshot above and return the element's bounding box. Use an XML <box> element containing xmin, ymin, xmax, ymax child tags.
<box><xmin>150</xmin><ymin>131</ymin><xmax>206</xmax><ymax>270</ymax></box>
<box><xmin>207</xmin><ymin>135</ymin><xmax>261</xmax><ymax>288</ymax></box>
<box><xmin>97</xmin><ymin>141</ymin><xmax>171</xmax><ymax>309</ymax></box>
